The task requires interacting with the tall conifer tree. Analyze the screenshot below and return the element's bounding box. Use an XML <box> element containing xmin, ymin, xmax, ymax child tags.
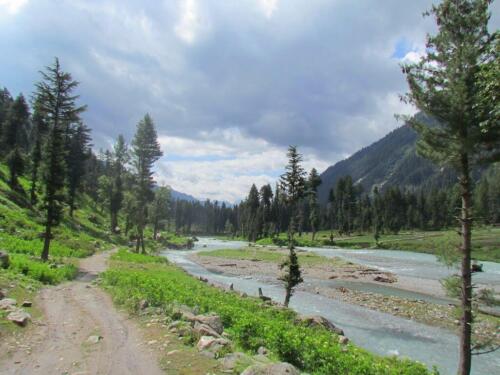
<box><xmin>34</xmin><ymin>58</ymin><xmax>86</xmax><ymax>261</ymax></box>
<box><xmin>402</xmin><ymin>1</ymin><xmax>499</xmax><ymax>372</ymax></box>
<box><xmin>279</xmin><ymin>145</ymin><xmax>306</xmax><ymax>307</ymax></box>
<box><xmin>131</xmin><ymin>114</ymin><xmax>162</xmax><ymax>253</ymax></box>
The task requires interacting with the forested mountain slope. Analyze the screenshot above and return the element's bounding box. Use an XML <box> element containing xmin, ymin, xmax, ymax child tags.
<box><xmin>318</xmin><ymin>114</ymin><xmax>482</xmax><ymax>203</ymax></box>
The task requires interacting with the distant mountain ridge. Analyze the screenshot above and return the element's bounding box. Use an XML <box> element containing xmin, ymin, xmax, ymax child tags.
<box><xmin>317</xmin><ymin>114</ymin><xmax>463</xmax><ymax>203</ymax></box>
<box><xmin>170</xmin><ymin>188</ymin><xmax>198</xmax><ymax>202</ymax></box>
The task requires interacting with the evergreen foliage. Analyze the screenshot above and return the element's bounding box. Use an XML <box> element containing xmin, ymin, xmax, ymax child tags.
<box><xmin>401</xmin><ymin>1</ymin><xmax>499</xmax><ymax>373</ymax></box>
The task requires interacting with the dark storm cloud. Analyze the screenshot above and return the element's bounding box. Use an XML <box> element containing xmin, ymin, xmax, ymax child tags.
<box><xmin>1</xmin><ymin>0</ymin><xmax>498</xmax><ymax>201</ymax></box>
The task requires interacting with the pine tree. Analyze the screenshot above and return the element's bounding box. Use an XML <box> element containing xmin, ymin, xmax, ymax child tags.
<box><xmin>67</xmin><ymin>122</ymin><xmax>91</xmax><ymax>216</ymax></box>
<box><xmin>109</xmin><ymin>135</ymin><xmax>129</xmax><ymax>232</ymax></box>
<box><xmin>29</xmin><ymin>98</ymin><xmax>49</xmax><ymax>204</ymax></box>
<box><xmin>306</xmin><ymin>168</ymin><xmax>322</xmax><ymax>241</ymax></box>
<box><xmin>150</xmin><ymin>186</ymin><xmax>171</xmax><ymax>240</ymax></box>
<box><xmin>34</xmin><ymin>58</ymin><xmax>86</xmax><ymax>261</ymax></box>
<box><xmin>131</xmin><ymin>114</ymin><xmax>163</xmax><ymax>253</ymax></box>
<box><xmin>402</xmin><ymin>1</ymin><xmax>499</xmax><ymax>372</ymax></box>
<box><xmin>279</xmin><ymin>145</ymin><xmax>306</xmax><ymax>307</ymax></box>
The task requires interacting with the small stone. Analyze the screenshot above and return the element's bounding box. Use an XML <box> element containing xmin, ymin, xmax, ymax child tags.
<box><xmin>241</xmin><ymin>362</ymin><xmax>299</xmax><ymax>375</ymax></box>
<box><xmin>147</xmin><ymin>340</ymin><xmax>157</xmax><ymax>345</ymax></box>
<box><xmin>86</xmin><ymin>335</ymin><xmax>102</xmax><ymax>344</ymax></box>
<box><xmin>338</xmin><ymin>335</ymin><xmax>349</xmax><ymax>345</ymax></box>
<box><xmin>22</xmin><ymin>301</ymin><xmax>32</xmax><ymax>308</ymax></box>
<box><xmin>138</xmin><ymin>299</ymin><xmax>149</xmax><ymax>310</ymax></box>
<box><xmin>196</xmin><ymin>336</ymin><xmax>230</xmax><ymax>352</ymax></box>
<box><xmin>167</xmin><ymin>350</ymin><xmax>179</xmax><ymax>356</ymax></box>
<box><xmin>257</xmin><ymin>346</ymin><xmax>269</xmax><ymax>356</ymax></box>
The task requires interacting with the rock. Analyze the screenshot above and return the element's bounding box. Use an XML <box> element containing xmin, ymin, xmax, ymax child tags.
<box><xmin>373</xmin><ymin>276</ymin><xmax>395</xmax><ymax>283</ymax></box>
<box><xmin>86</xmin><ymin>335</ymin><xmax>102</xmax><ymax>344</ymax></box>
<box><xmin>193</xmin><ymin>322</ymin><xmax>221</xmax><ymax>338</ymax></box>
<box><xmin>195</xmin><ymin>315</ymin><xmax>224</xmax><ymax>335</ymax></box>
<box><xmin>0</xmin><ymin>298</ymin><xmax>17</xmax><ymax>310</ymax></box>
<box><xmin>167</xmin><ymin>349</ymin><xmax>180</xmax><ymax>356</ymax></box>
<box><xmin>138</xmin><ymin>299</ymin><xmax>149</xmax><ymax>310</ymax></box>
<box><xmin>0</xmin><ymin>251</ymin><xmax>10</xmax><ymax>269</ymax></box>
<box><xmin>21</xmin><ymin>301</ymin><xmax>32</xmax><ymax>308</ymax></box>
<box><xmin>295</xmin><ymin>315</ymin><xmax>344</xmax><ymax>335</ymax></box>
<box><xmin>338</xmin><ymin>335</ymin><xmax>349</xmax><ymax>345</ymax></box>
<box><xmin>220</xmin><ymin>352</ymin><xmax>254</xmax><ymax>371</ymax></box>
<box><xmin>241</xmin><ymin>362</ymin><xmax>300</xmax><ymax>375</ymax></box>
<box><xmin>196</xmin><ymin>335</ymin><xmax>230</xmax><ymax>352</ymax></box>
<box><xmin>168</xmin><ymin>320</ymin><xmax>183</xmax><ymax>330</ymax></box>
<box><xmin>7</xmin><ymin>310</ymin><xmax>31</xmax><ymax>326</ymax></box>
<box><xmin>257</xmin><ymin>346</ymin><xmax>269</xmax><ymax>356</ymax></box>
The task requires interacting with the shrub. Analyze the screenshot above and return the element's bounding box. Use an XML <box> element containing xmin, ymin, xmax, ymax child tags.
<box><xmin>8</xmin><ymin>254</ymin><xmax>77</xmax><ymax>284</ymax></box>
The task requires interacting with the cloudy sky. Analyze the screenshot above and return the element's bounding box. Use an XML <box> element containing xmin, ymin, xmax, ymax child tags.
<box><xmin>1</xmin><ymin>0</ymin><xmax>498</xmax><ymax>202</ymax></box>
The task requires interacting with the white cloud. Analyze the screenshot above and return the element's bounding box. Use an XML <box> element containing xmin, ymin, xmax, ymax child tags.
<box><xmin>0</xmin><ymin>0</ymin><xmax>27</xmax><ymax>14</ymax></box>
<box><xmin>257</xmin><ymin>0</ymin><xmax>279</xmax><ymax>19</ymax></box>
<box><xmin>156</xmin><ymin>128</ymin><xmax>328</xmax><ymax>203</ymax></box>
<box><xmin>175</xmin><ymin>0</ymin><xmax>204</xmax><ymax>44</ymax></box>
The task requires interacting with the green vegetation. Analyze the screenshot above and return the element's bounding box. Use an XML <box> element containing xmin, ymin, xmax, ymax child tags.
<box><xmin>198</xmin><ymin>247</ymin><xmax>349</xmax><ymax>267</ymax></box>
<box><xmin>253</xmin><ymin>227</ymin><xmax>500</xmax><ymax>263</ymax></box>
<box><xmin>102</xmin><ymin>253</ymin><xmax>432</xmax><ymax>375</ymax></box>
<box><xmin>8</xmin><ymin>254</ymin><xmax>77</xmax><ymax>284</ymax></box>
<box><xmin>111</xmin><ymin>248</ymin><xmax>168</xmax><ymax>264</ymax></box>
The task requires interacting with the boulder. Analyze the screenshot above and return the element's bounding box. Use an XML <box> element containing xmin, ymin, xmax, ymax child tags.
<box><xmin>0</xmin><ymin>298</ymin><xmax>17</xmax><ymax>311</ymax></box>
<box><xmin>196</xmin><ymin>335</ymin><xmax>230</xmax><ymax>352</ymax></box>
<box><xmin>195</xmin><ymin>314</ymin><xmax>223</xmax><ymax>335</ymax></box>
<box><xmin>7</xmin><ymin>310</ymin><xmax>31</xmax><ymax>326</ymax></box>
<box><xmin>373</xmin><ymin>275</ymin><xmax>395</xmax><ymax>283</ymax></box>
<box><xmin>220</xmin><ymin>352</ymin><xmax>254</xmax><ymax>372</ymax></box>
<box><xmin>241</xmin><ymin>362</ymin><xmax>300</xmax><ymax>375</ymax></box>
<box><xmin>193</xmin><ymin>322</ymin><xmax>221</xmax><ymax>338</ymax></box>
<box><xmin>295</xmin><ymin>315</ymin><xmax>344</xmax><ymax>335</ymax></box>
<box><xmin>21</xmin><ymin>301</ymin><xmax>32</xmax><ymax>308</ymax></box>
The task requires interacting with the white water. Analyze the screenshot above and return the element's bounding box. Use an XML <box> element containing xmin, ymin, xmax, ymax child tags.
<box><xmin>161</xmin><ymin>238</ymin><xmax>500</xmax><ymax>375</ymax></box>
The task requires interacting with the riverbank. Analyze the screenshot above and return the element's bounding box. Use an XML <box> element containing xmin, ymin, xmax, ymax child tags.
<box><xmin>191</xmin><ymin>247</ymin><xmax>500</xmax><ymax>348</ymax></box>
<box><xmin>248</xmin><ymin>227</ymin><xmax>500</xmax><ymax>262</ymax></box>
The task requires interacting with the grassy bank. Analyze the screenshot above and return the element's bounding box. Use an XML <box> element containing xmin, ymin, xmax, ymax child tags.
<box><xmin>102</xmin><ymin>251</ymin><xmax>433</xmax><ymax>375</ymax></box>
<box><xmin>252</xmin><ymin>227</ymin><xmax>500</xmax><ymax>263</ymax></box>
<box><xmin>198</xmin><ymin>247</ymin><xmax>350</xmax><ymax>267</ymax></box>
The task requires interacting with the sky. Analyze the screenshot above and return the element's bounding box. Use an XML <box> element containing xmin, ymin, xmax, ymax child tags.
<box><xmin>1</xmin><ymin>0</ymin><xmax>498</xmax><ymax>203</ymax></box>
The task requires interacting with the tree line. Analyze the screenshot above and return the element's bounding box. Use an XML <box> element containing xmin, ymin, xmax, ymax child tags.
<box><xmin>0</xmin><ymin>58</ymin><xmax>166</xmax><ymax>259</ymax></box>
<box><xmin>168</xmin><ymin>166</ymin><xmax>499</xmax><ymax>241</ymax></box>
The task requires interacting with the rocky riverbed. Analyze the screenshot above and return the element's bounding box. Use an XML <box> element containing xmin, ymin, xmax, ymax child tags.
<box><xmin>190</xmin><ymin>252</ymin><xmax>500</xmax><ymax>348</ymax></box>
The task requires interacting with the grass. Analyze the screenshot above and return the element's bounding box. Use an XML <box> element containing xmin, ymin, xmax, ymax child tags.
<box><xmin>198</xmin><ymin>247</ymin><xmax>349</xmax><ymax>267</ymax></box>
<box><xmin>102</xmin><ymin>253</ymin><xmax>433</xmax><ymax>375</ymax></box>
<box><xmin>252</xmin><ymin>227</ymin><xmax>500</xmax><ymax>263</ymax></box>
<box><xmin>111</xmin><ymin>248</ymin><xmax>168</xmax><ymax>264</ymax></box>
<box><xmin>8</xmin><ymin>254</ymin><xmax>78</xmax><ymax>284</ymax></box>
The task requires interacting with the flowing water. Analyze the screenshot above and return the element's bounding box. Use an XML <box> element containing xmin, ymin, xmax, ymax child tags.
<box><xmin>161</xmin><ymin>238</ymin><xmax>500</xmax><ymax>375</ymax></box>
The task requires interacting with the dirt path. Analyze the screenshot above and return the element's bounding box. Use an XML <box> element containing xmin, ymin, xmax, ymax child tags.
<box><xmin>0</xmin><ymin>250</ymin><xmax>165</xmax><ymax>375</ymax></box>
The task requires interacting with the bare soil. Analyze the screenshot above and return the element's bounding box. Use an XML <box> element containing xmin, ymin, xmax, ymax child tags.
<box><xmin>0</xmin><ymin>250</ymin><xmax>165</xmax><ymax>375</ymax></box>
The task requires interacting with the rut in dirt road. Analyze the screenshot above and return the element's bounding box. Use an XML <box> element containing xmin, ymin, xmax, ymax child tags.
<box><xmin>0</xmin><ymin>250</ymin><xmax>165</xmax><ymax>375</ymax></box>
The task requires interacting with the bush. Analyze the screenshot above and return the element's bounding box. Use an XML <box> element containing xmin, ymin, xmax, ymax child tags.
<box><xmin>111</xmin><ymin>249</ymin><xmax>168</xmax><ymax>264</ymax></box>
<box><xmin>8</xmin><ymin>254</ymin><xmax>78</xmax><ymax>284</ymax></box>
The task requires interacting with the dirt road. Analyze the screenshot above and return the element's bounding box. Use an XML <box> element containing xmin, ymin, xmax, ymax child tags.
<box><xmin>0</xmin><ymin>250</ymin><xmax>164</xmax><ymax>375</ymax></box>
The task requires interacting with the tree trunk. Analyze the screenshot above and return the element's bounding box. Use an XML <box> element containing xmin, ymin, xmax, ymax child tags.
<box><xmin>140</xmin><ymin>230</ymin><xmax>146</xmax><ymax>254</ymax></box>
<box><xmin>284</xmin><ymin>285</ymin><xmax>292</xmax><ymax>307</ymax></box>
<box><xmin>458</xmin><ymin>154</ymin><xmax>472</xmax><ymax>375</ymax></box>
<box><xmin>41</xmin><ymin>222</ymin><xmax>51</xmax><ymax>261</ymax></box>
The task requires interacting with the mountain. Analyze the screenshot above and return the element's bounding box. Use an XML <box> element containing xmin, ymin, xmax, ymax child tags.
<box><xmin>170</xmin><ymin>189</ymin><xmax>198</xmax><ymax>202</ymax></box>
<box><xmin>317</xmin><ymin>114</ymin><xmax>462</xmax><ymax>203</ymax></box>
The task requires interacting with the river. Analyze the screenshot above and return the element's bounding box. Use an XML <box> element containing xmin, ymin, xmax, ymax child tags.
<box><xmin>161</xmin><ymin>238</ymin><xmax>500</xmax><ymax>375</ymax></box>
